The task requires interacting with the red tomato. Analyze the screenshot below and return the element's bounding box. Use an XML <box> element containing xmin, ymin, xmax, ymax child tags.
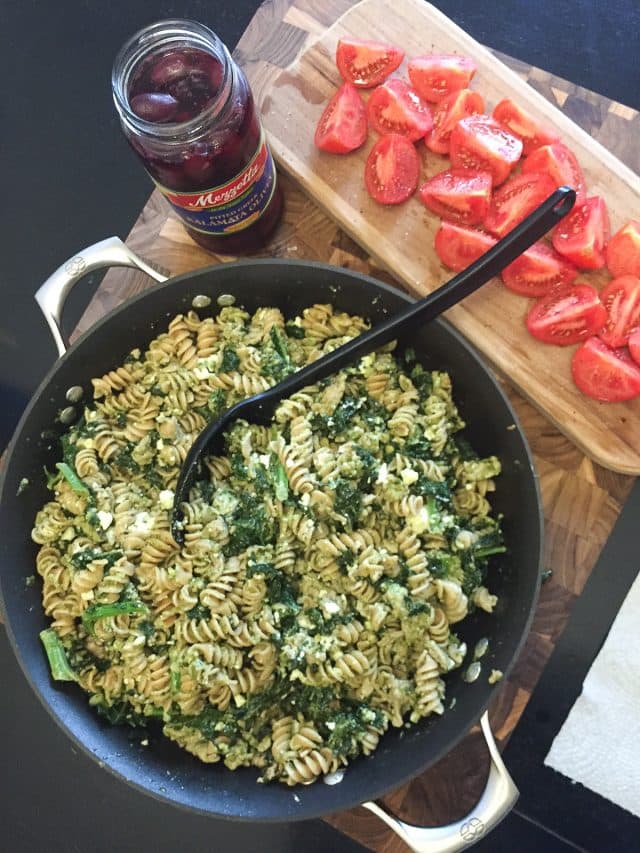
<box><xmin>364</xmin><ymin>133</ymin><xmax>420</xmax><ymax>204</ymax></box>
<box><xmin>552</xmin><ymin>196</ymin><xmax>610</xmax><ymax>270</ymax></box>
<box><xmin>314</xmin><ymin>82</ymin><xmax>367</xmax><ymax>154</ymax></box>
<box><xmin>628</xmin><ymin>328</ymin><xmax>640</xmax><ymax>366</ymax></box>
<box><xmin>483</xmin><ymin>172</ymin><xmax>557</xmax><ymax>238</ymax></box>
<box><xmin>501</xmin><ymin>242</ymin><xmax>578</xmax><ymax>297</ymax></box>
<box><xmin>407</xmin><ymin>54</ymin><xmax>476</xmax><ymax>102</ymax></box>
<box><xmin>367</xmin><ymin>79</ymin><xmax>433</xmax><ymax>141</ymax></box>
<box><xmin>571</xmin><ymin>337</ymin><xmax>640</xmax><ymax>402</ymax></box>
<box><xmin>606</xmin><ymin>220</ymin><xmax>640</xmax><ymax>278</ymax></box>
<box><xmin>492</xmin><ymin>99</ymin><xmax>560</xmax><ymax>156</ymax></box>
<box><xmin>526</xmin><ymin>284</ymin><xmax>606</xmax><ymax>346</ymax></box>
<box><xmin>425</xmin><ymin>89</ymin><xmax>484</xmax><ymax>155</ymax></box>
<box><xmin>521</xmin><ymin>142</ymin><xmax>586</xmax><ymax>203</ymax></box>
<box><xmin>449</xmin><ymin>115</ymin><xmax>523</xmax><ymax>186</ymax></box>
<box><xmin>336</xmin><ymin>37</ymin><xmax>404</xmax><ymax>88</ymax></box>
<box><xmin>598</xmin><ymin>275</ymin><xmax>640</xmax><ymax>348</ymax></box>
<box><xmin>418</xmin><ymin>168</ymin><xmax>491</xmax><ymax>225</ymax></box>
<box><xmin>434</xmin><ymin>222</ymin><xmax>497</xmax><ymax>272</ymax></box>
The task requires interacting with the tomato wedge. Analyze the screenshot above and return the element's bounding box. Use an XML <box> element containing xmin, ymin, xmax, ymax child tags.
<box><xmin>552</xmin><ymin>196</ymin><xmax>610</xmax><ymax>270</ymax></box>
<box><xmin>364</xmin><ymin>133</ymin><xmax>420</xmax><ymax>204</ymax></box>
<box><xmin>367</xmin><ymin>78</ymin><xmax>433</xmax><ymax>141</ymax></box>
<box><xmin>425</xmin><ymin>89</ymin><xmax>484</xmax><ymax>155</ymax></box>
<box><xmin>314</xmin><ymin>82</ymin><xmax>367</xmax><ymax>154</ymax></box>
<box><xmin>449</xmin><ymin>115</ymin><xmax>522</xmax><ymax>186</ymax></box>
<box><xmin>501</xmin><ymin>242</ymin><xmax>578</xmax><ymax>297</ymax></box>
<box><xmin>521</xmin><ymin>142</ymin><xmax>586</xmax><ymax>203</ymax></box>
<box><xmin>492</xmin><ymin>99</ymin><xmax>560</xmax><ymax>156</ymax></box>
<box><xmin>418</xmin><ymin>168</ymin><xmax>491</xmax><ymax>225</ymax></box>
<box><xmin>336</xmin><ymin>37</ymin><xmax>404</xmax><ymax>88</ymax></box>
<box><xmin>628</xmin><ymin>328</ymin><xmax>640</xmax><ymax>366</ymax></box>
<box><xmin>606</xmin><ymin>220</ymin><xmax>640</xmax><ymax>278</ymax></box>
<box><xmin>571</xmin><ymin>337</ymin><xmax>640</xmax><ymax>402</ymax></box>
<box><xmin>407</xmin><ymin>54</ymin><xmax>476</xmax><ymax>102</ymax></box>
<box><xmin>526</xmin><ymin>284</ymin><xmax>606</xmax><ymax>346</ymax></box>
<box><xmin>598</xmin><ymin>275</ymin><xmax>640</xmax><ymax>348</ymax></box>
<box><xmin>434</xmin><ymin>222</ymin><xmax>497</xmax><ymax>272</ymax></box>
<box><xmin>483</xmin><ymin>172</ymin><xmax>556</xmax><ymax>238</ymax></box>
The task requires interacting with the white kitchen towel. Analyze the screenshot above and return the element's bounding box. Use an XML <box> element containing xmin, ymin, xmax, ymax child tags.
<box><xmin>544</xmin><ymin>569</ymin><xmax>640</xmax><ymax>818</ymax></box>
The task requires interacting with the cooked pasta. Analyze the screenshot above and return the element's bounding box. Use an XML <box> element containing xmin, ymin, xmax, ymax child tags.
<box><xmin>32</xmin><ymin>302</ymin><xmax>506</xmax><ymax>786</ymax></box>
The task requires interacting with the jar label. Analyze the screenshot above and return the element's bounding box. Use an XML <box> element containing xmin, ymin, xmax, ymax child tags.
<box><xmin>156</xmin><ymin>136</ymin><xmax>277</xmax><ymax>235</ymax></box>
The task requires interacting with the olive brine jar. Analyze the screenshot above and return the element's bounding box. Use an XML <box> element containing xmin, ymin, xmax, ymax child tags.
<box><xmin>112</xmin><ymin>20</ymin><xmax>283</xmax><ymax>254</ymax></box>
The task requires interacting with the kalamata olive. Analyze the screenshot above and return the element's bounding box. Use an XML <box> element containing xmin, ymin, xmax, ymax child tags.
<box><xmin>130</xmin><ymin>92</ymin><xmax>179</xmax><ymax>123</ymax></box>
<box><xmin>149</xmin><ymin>50</ymin><xmax>191</xmax><ymax>87</ymax></box>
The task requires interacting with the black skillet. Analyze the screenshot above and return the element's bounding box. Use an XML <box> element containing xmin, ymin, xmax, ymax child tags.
<box><xmin>0</xmin><ymin>189</ymin><xmax>573</xmax><ymax>850</ymax></box>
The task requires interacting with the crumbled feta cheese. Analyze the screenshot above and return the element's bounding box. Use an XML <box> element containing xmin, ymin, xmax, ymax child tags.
<box><xmin>96</xmin><ymin>510</ymin><xmax>113</xmax><ymax>530</ymax></box>
<box><xmin>376</xmin><ymin>462</ymin><xmax>389</xmax><ymax>484</ymax></box>
<box><xmin>233</xmin><ymin>694</ymin><xmax>246</xmax><ymax>708</ymax></box>
<box><xmin>400</xmin><ymin>467</ymin><xmax>419</xmax><ymax>486</ymax></box>
<box><xmin>325</xmin><ymin>721</ymin><xmax>336</xmax><ymax>731</ymax></box>
<box><xmin>408</xmin><ymin>506</ymin><xmax>430</xmax><ymax>534</ymax></box>
<box><xmin>258</xmin><ymin>454</ymin><xmax>271</xmax><ymax>468</ymax></box>
<box><xmin>131</xmin><ymin>511</ymin><xmax>154</xmax><ymax>535</ymax></box>
<box><xmin>300</xmin><ymin>492</ymin><xmax>311</xmax><ymax>508</ymax></box>
<box><xmin>193</xmin><ymin>366</ymin><xmax>212</xmax><ymax>380</ymax></box>
<box><xmin>158</xmin><ymin>489</ymin><xmax>175</xmax><ymax>510</ymax></box>
<box><xmin>320</xmin><ymin>596</ymin><xmax>341</xmax><ymax>616</ymax></box>
<box><xmin>155</xmin><ymin>439</ymin><xmax>164</xmax><ymax>450</ymax></box>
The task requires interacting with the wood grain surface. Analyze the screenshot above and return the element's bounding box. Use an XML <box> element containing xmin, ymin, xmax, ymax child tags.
<box><xmin>68</xmin><ymin>0</ymin><xmax>639</xmax><ymax>849</ymax></box>
<box><xmin>260</xmin><ymin>0</ymin><xmax>640</xmax><ymax>476</ymax></box>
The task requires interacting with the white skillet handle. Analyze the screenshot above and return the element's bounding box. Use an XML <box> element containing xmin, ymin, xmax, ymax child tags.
<box><xmin>34</xmin><ymin>236</ymin><xmax>168</xmax><ymax>357</ymax></box>
<box><xmin>363</xmin><ymin>712</ymin><xmax>518</xmax><ymax>852</ymax></box>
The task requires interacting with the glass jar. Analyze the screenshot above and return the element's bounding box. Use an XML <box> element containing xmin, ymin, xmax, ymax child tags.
<box><xmin>112</xmin><ymin>20</ymin><xmax>283</xmax><ymax>254</ymax></box>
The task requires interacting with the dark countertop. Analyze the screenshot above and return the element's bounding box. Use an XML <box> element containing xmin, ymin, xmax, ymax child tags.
<box><xmin>2</xmin><ymin>2</ymin><xmax>640</xmax><ymax>851</ymax></box>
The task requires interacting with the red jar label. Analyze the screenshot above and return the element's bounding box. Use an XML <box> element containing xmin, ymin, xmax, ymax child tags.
<box><xmin>156</xmin><ymin>136</ymin><xmax>277</xmax><ymax>235</ymax></box>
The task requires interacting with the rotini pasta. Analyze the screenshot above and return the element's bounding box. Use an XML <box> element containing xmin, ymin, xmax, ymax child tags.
<box><xmin>33</xmin><ymin>303</ymin><xmax>505</xmax><ymax>787</ymax></box>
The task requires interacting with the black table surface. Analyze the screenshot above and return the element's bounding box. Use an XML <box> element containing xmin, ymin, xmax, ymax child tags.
<box><xmin>2</xmin><ymin>2</ymin><xmax>640</xmax><ymax>851</ymax></box>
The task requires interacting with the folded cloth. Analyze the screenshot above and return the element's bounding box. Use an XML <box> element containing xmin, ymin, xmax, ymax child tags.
<box><xmin>544</xmin><ymin>569</ymin><xmax>640</xmax><ymax>818</ymax></box>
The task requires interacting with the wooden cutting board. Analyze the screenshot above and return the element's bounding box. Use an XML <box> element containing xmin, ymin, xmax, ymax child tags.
<box><xmin>261</xmin><ymin>0</ymin><xmax>640</xmax><ymax>474</ymax></box>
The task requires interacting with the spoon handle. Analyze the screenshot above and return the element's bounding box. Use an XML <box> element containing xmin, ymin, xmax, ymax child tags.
<box><xmin>253</xmin><ymin>186</ymin><xmax>575</xmax><ymax>402</ymax></box>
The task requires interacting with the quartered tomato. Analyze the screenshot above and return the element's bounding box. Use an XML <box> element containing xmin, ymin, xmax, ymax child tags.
<box><xmin>367</xmin><ymin>78</ymin><xmax>433</xmax><ymax>141</ymax></box>
<box><xmin>492</xmin><ymin>98</ymin><xmax>560</xmax><ymax>156</ymax></box>
<box><xmin>434</xmin><ymin>222</ymin><xmax>497</xmax><ymax>272</ymax></box>
<box><xmin>501</xmin><ymin>242</ymin><xmax>578</xmax><ymax>297</ymax></box>
<box><xmin>336</xmin><ymin>37</ymin><xmax>404</xmax><ymax>88</ymax></box>
<box><xmin>521</xmin><ymin>142</ymin><xmax>586</xmax><ymax>203</ymax></box>
<box><xmin>364</xmin><ymin>133</ymin><xmax>420</xmax><ymax>204</ymax></box>
<box><xmin>407</xmin><ymin>54</ymin><xmax>476</xmax><ymax>102</ymax></box>
<box><xmin>314</xmin><ymin>82</ymin><xmax>367</xmax><ymax>153</ymax></box>
<box><xmin>571</xmin><ymin>336</ymin><xmax>640</xmax><ymax>402</ymax></box>
<box><xmin>629</xmin><ymin>328</ymin><xmax>640</xmax><ymax>366</ymax></box>
<box><xmin>449</xmin><ymin>115</ymin><xmax>522</xmax><ymax>186</ymax></box>
<box><xmin>526</xmin><ymin>284</ymin><xmax>606</xmax><ymax>346</ymax></box>
<box><xmin>425</xmin><ymin>89</ymin><xmax>484</xmax><ymax>155</ymax></box>
<box><xmin>418</xmin><ymin>168</ymin><xmax>491</xmax><ymax>225</ymax></box>
<box><xmin>606</xmin><ymin>219</ymin><xmax>640</xmax><ymax>278</ymax></box>
<box><xmin>598</xmin><ymin>275</ymin><xmax>640</xmax><ymax>348</ymax></box>
<box><xmin>483</xmin><ymin>171</ymin><xmax>556</xmax><ymax>238</ymax></box>
<box><xmin>552</xmin><ymin>196</ymin><xmax>610</xmax><ymax>269</ymax></box>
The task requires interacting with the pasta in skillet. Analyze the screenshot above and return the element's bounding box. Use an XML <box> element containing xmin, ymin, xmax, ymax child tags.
<box><xmin>32</xmin><ymin>302</ymin><xmax>505</xmax><ymax>785</ymax></box>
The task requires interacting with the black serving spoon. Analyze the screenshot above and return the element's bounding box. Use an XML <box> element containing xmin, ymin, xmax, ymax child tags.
<box><xmin>171</xmin><ymin>186</ymin><xmax>575</xmax><ymax>541</ymax></box>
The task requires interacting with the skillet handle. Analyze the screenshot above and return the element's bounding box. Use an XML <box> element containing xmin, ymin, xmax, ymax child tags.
<box><xmin>34</xmin><ymin>236</ymin><xmax>167</xmax><ymax>357</ymax></box>
<box><xmin>362</xmin><ymin>712</ymin><xmax>517</xmax><ymax>852</ymax></box>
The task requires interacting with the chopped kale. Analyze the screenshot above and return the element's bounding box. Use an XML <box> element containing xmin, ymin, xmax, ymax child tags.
<box><xmin>220</xmin><ymin>346</ymin><xmax>240</xmax><ymax>372</ymax></box>
<box><xmin>355</xmin><ymin>446</ymin><xmax>378</xmax><ymax>491</ymax></box>
<box><xmin>325</xmin><ymin>704</ymin><xmax>384</xmax><ymax>758</ymax></box>
<box><xmin>115</xmin><ymin>412</ymin><xmax>127</xmax><ymax>428</ymax></box>
<box><xmin>336</xmin><ymin>548</ymin><xmax>356</xmax><ymax>575</ymax></box>
<box><xmin>410</xmin><ymin>363</ymin><xmax>433</xmax><ymax>397</ymax></box>
<box><xmin>230</xmin><ymin>452</ymin><xmax>248</xmax><ymax>480</ymax></box>
<box><xmin>207</xmin><ymin>389</ymin><xmax>227</xmax><ymax>418</ymax></box>
<box><xmin>251</xmin><ymin>462</ymin><xmax>271</xmax><ymax>495</ymax></box>
<box><xmin>112</xmin><ymin>443</ymin><xmax>142</xmax><ymax>473</ymax></box>
<box><xmin>71</xmin><ymin>548</ymin><xmax>123</xmax><ymax>571</ymax></box>
<box><xmin>224</xmin><ymin>494</ymin><xmax>277</xmax><ymax>556</ymax></box>
<box><xmin>284</xmin><ymin>322</ymin><xmax>305</xmax><ymax>339</ymax></box>
<box><xmin>143</xmin><ymin>465</ymin><xmax>165</xmax><ymax>491</ymax></box>
<box><xmin>333</xmin><ymin>479</ymin><xmax>362</xmax><ymax>528</ymax></box>
<box><xmin>268</xmin><ymin>454</ymin><xmax>289</xmax><ymax>501</ymax></box>
<box><xmin>403</xmin><ymin>435</ymin><xmax>432</xmax><ymax>460</ymax></box>
<box><xmin>310</xmin><ymin>395</ymin><xmax>363</xmax><ymax>438</ymax></box>
<box><xmin>60</xmin><ymin>430</ymin><xmax>78</xmax><ymax>468</ymax></box>
<box><xmin>261</xmin><ymin>326</ymin><xmax>293</xmax><ymax>382</ymax></box>
<box><xmin>66</xmin><ymin>639</ymin><xmax>111</xmax><ymax>674</ymax></box>
<box><xmin>412</xmin><ymin>475</ymin><xmax>451</xmax><ymax>504</ymax></box>
<box><xmin>406</xmin><ymin>598</ymin><xmax>430</xmax><ymax>616</ymax></box>
<box><xmin>150</xmin><ymin>384</ymin><xmax>168</xmax><ymax>397</ymax></box>
<box><xmin>93</xmin><ymin>700</ymin><xmax>151</xmax><ymax>728</ymax></box>
<box><xmin>247</xmin><ymin>561</ymin><xmax>299</xmax><ymax>613</ymax></box>
<box><xmin>186</xmin><ymin>603</ymin><xmax>211</xmax><ymax>621</ymax></box>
